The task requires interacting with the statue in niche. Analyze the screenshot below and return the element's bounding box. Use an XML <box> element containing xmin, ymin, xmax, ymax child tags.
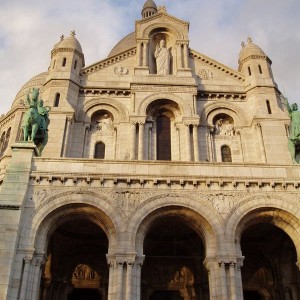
<box><xmin>91</xmin><ymin>113</ymin><xmax>114</xmax><ymax>135</ymax></box>
<box><xmin>287</xmin><ymin>100</ymin><xmax>300</xmax><ymax>163</ymax></box>
<box><xmin>154</xmin><ymin>39</ymin><xmax>170</xmax><ymax>75</ymax></box>
<box><xmin>215</xmin><ymin>118</ymin><xmax>235</xmax><ymax>136</ymax></box>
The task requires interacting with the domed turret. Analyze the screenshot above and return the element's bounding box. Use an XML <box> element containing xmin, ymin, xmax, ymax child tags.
<box><xmin>238</xmin><ymin>37</ymin><xmax>265</xmax><ymax>64</ymax></box>
<box><xmin>238</xmin><ymin>37</ymin><xmax>274</xmax><ymax>85</ymax></box>
<box><xmin>53</xmin><ymin>31</ymin><xmax>83</xmax><ymax>53</ymax></box>
<box><xmin>44</xmin><ymin>31</ymin><xmax>84</xmax><ymax>110</ymax></box>
<box><xmin>47</xmin><ymin>31</ymin><xmax>85</xmax><ymax>82</ymax></box>
<box><xmin>141</xmin><ymin>0</ymin><xmax>157</xmax><ymax>18</ymax></box>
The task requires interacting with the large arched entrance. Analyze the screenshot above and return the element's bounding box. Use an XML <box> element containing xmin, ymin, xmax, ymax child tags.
<box><xmin>40</xmin><ymin>215</ymin><xmax>109</xmax><ymax>300</ymax></box>
<box><xmin>141</xmin><ymin>213</ymin><xmax>209</xmax><ymax>300</ymax></box>
<box><xmin>240</xmin><ymin>217</ymin><xmax>300</xmax><ymax>300</ymax></box>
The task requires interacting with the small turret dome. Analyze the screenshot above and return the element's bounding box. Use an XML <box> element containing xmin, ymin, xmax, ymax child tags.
<box><xmin>239</xmin><ymin>37</ymin><xmax>266</xmax><ymax>64</ymax></box>
<box><xmin>53</xmin><ymin>31</ymin><xmax>83</xmax><ymax>53</ymax></box>
<box><xmin>142</xmin><ymin>0</ymin><xmax>157</xmax><ymax>18</ymax></box>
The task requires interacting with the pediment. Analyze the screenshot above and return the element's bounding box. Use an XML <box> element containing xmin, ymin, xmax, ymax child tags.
<box><xmin>191</xmin><ymin>49</ymin><xmax>244</xmax><ymax>83</ymax></box>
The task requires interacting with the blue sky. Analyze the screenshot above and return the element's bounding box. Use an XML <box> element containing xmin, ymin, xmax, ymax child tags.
<box><xmin>0</xmin><ymin>0</ymin><xmax>300</xmax><ymax>115</ymax></box>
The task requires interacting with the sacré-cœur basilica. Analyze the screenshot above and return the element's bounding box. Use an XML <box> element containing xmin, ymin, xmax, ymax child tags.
<box><xmin>0</xmin><ymin>1</ymin><xmax>300</xmax><ymax>299</ymax></box>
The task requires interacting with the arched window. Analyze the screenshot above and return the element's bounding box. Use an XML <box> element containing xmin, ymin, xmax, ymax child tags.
<box><xmin>53</xmin><ymin>60</ymin><xmax>56</xmax><ymax>69</ymax></box>
<box><xmin>0</xmin><ymin>131</ymin><xmax>5</xmax><ymax>155</ymax></box>
<box><xmin>258</xmin><ymin>64</ymin><xmax>262</xmax><ymax>74</ymax></box>
<box><xmin>54</xmin><ymin>93</ymin><xmax>60</xmax><ymax>107</ymax></box>
<box><xmin>156</xmin><ymin>115</ymin><xmax>171</xmax><ymax>160</ymax></box>
<box><xmin>221</xmin><ymin>145</ymin><xmax>232</xmax><ymax>162</ymax></box>
<box><xmin>62</xmin><ymin>57</ymin><xmax>67</xmax><ymax>67</ymax></box>
<box><xmin>94</xmin><ymin>142</ymin><xmax>105</xmax><ymax>159</ymax></box>
<box><xmin>266</xmin><ymin>100</ymin><xmax>272</xmax><ymax>114</ymax></box>
<box><xmin>248</xmin><ymin>66</ymin><xmax>252</xmax><ymax>76</ymax></box>
<box><xmin>2</xmin><ymin>128</ymin><xmax>11</xmax><ymax>154</ymax></box>
<box><xmin>74</xmin><ymin>60</ymin><xmax>77</xmax><ymax>70</ymax></box>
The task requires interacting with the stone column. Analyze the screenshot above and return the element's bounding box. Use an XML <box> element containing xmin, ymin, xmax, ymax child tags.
<box><xmin>130</xmin><ymin>122</ymin><xmax>137</xmax><ymax>160</ymax></box>
<box><xmin>193</xmin><ymin>125</ymin><xmax>199</xmax><ymax>161</ymax></box>
<box><xmin>138</xmin><ymin>122</ymin><xmax>145</xmax><ymax>160</ymax></box>
<box><xmin>183</xmin><ymin>43</ymin><xmax>189</xmax><ymax>68</ymax></box>
<box><xmin>19</xmin><ymin>254</ymin><xmax>33</xmax><ymax>300</ymax></box>
<box><xmin>136</xmin><ymin>42</ymin><xmax>142</xmax><ymax>66</ymax></box>
<box><xmin>126</xmin><ymin>262</ymin><xmax>134</xmax><ymax>300</ymax></box>
<box><xmin>219</xmin><ymin>262</ymin><xmax>228</xmax><ymax>300</ymax></box>
<box><xmin>108</xmin><ymin>261</ymin><xmax>115</xmax><ymax>300</ymax></box>
<box><xmin>229</xmin><ymin>262</ymin><xmax>237</xmax><ymax>300</ymax></box>
<box><xmin>177</xmin><ymin>43</ymin><xmax>183</xmax><ymax>69</ymax></box>
<box><xmin>185</xmin><ymin>124</ymin><xmax>191</xmax><ymax>161</ymax></box>
<box><xmin>142</xmin><ymin>42</ymin><xmax>148</xmax><ymax>67</ymax></box>
<box><xmin>116</xmin><ymin>261</ymin><xmax>124</xmax><ymax>300</ymax></box>
<box><xmin>30</xmin><ymin>253</ymin><xmax>46</xmax><ymax>300</ymax></box>
<box><xmin>236</xmin><ymin>258</ymin><xmax>244</xmax><ymax>300</ymax></box>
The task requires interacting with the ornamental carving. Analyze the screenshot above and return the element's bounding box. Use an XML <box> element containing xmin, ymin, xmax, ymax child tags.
<box><xmin>114</xmin><ymin>66</ymin><xmax>129</xmax><ymax>75</ymax></box>
<box><xmin>198</xmin><ymin>69</ymin><xmax>213</xmax><ymax>80</ymax></box>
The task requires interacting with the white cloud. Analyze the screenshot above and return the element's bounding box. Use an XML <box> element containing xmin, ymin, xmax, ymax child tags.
<box><xmin>0</xmin><ymin>0</ymin><xmax>299</xmax><ymax>115</ymax></box>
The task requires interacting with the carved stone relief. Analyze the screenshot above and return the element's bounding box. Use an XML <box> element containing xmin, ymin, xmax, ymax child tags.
<box><xmin>214</xmin><ymin>115</ymin><xmax>235</xmax><ymax>137</ymax></box>
<box><xmin>91</xmin><ymin>112</ymin><xmax>114</xmax><ymax>136</ymax></box>
<box><xmin>114</xmin><ymin>66</ymin><xmax>129</xmax><ymax>75</ymax></box>
<box><xmin>198</xmin><ymin>69</ymin><xmax>213</xmax><ymax>80</ymax></box>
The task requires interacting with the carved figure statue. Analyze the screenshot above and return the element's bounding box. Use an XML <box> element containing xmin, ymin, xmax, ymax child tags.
<box><xmin>287</xmin><ymin>101</ymin><xmax>300</xmax><ymax>163</ymax></box>
<box><xmin>22</xmin><ymin>88</ymin><xmax>50</xmax><ymax>156</ymax></box>
<box><xmin>154</xmin><ymin>39</ymin><xmax>170</xmax><ymax>75</ymax></box>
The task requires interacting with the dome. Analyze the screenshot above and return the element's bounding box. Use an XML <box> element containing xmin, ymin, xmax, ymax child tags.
<box><xmin>108</xmin><ymin>32</ymin><xmax>136</xmax><ymax>58</ymax></box>
<box><xmin>142</xmin><ymin>0</ymin><xmax>157</xmax><ymax>18</ymax></box>
<box><xmin>143</xmin><ymin>0</ymin><xmax>157</xmax><ymax>10</ymax></box>
<box><xmin>239</xmin><ymin>37</ymin><xmax>266</xmax><ymax>63</ymax></box>
<box><xmin>12</xmin><ymin>72</ymin><xmax>48</xmax><ymax>109</ymax></box>
<box><xmin>53</xmin><ymin>31</ymin><xmax>83</xmax><ymax>53</ymax></box>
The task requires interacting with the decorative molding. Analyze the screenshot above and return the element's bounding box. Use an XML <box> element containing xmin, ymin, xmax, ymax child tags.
<box><xmin>133</xmin><ymin>76</ymin><xmax>196</xmax><ymax>86</ymax></box>
<box><xmin>131</xmin><ymin>84</ymin><xmax>197</xmax><ymax>94</ymax></box>
<box><xmin>0</xmin><ymin>204</ymin><xmax>21</xmax><ymax>210</ymax></box>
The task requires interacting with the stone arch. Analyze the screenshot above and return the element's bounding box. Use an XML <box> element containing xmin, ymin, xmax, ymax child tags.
<box><xmin>225</xmin><ymin>195</ymin><xmax>300</xmax><ymax>262</ymax></box>
<box><xmin>143</xmin><ymin>23</ymin><xmax>184</xmax><ymax>40</ymax></box>
<box><xmin>20</xmin><ymin>191</ymin><xmax>122</xmax><ymax>254</ymax></box>
<box><xmin>128</xmin><ymin>193</ymin><xmax>221</xmax><ymax>257</ymax></box>
<box><xmin>138</xmin><ymin>93</ymin><xmax>192</xmax><ymax>117</ymax></box>
<box><xmin>81</xmin><ymin>97</ymin><xmax>129</xmax><ymax>123</ymax></box>
<box><xmin>201</xmin><ymin>101</ymin><xmax>251</xmax><ymax>127</ymax></box>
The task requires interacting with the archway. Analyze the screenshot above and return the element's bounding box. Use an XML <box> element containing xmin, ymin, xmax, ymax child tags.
<box><xmin>40</xmin><ymin>217</ymin><xmax>109</xmax><ymax>300</ymax></box>
<box><xmin>241</xmin><ymin>223</ymin><xmax>299</xmax><ymax>300</ymax></box>
<box><xmin>141</xmin><ymin>214</ymin><xmax>209</xmax><ymax>300</ymax></box>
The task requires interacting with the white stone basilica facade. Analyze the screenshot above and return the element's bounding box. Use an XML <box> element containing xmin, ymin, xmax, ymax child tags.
<box><xmin>0</xmin><ymin>1</ymin><xmax>299</xmax><ymax>300</ymax></box>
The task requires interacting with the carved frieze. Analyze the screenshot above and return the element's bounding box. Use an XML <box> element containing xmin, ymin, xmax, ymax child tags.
<box><xmin>131</xmin><ymin>84</ymin><xmax>197</xmax><ymax>94</ymax></box>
